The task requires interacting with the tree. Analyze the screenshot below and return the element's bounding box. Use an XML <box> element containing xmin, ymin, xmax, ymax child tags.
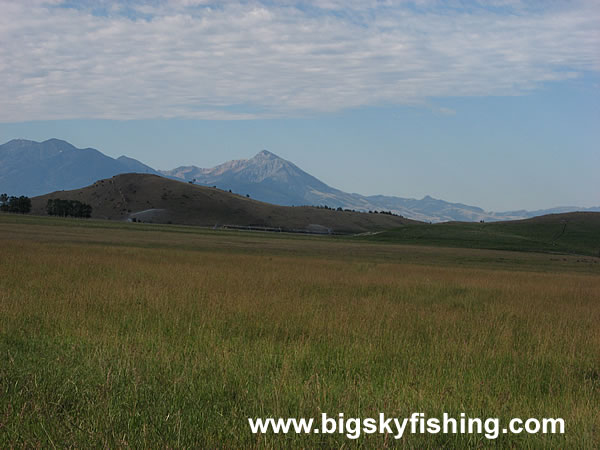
<box><xmin>15</xmin><ymin>196</ymin><xmax>31</xmax><ymax>214</ymax></box>
<box><xmin>0</xmin><ymin>195</ymin><xmax>31</xmax><ymax>214</ymax></box>
<box><xmin>46</xmin><ymin>199</ymin><xmax>92</xmax><ymax>218</ymax></box>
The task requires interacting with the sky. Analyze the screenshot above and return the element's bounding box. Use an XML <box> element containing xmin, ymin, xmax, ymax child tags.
<box><xmin>0</xmin><ymin>0</ymin><xmax>598</xmax><ymax>211</ymax></box>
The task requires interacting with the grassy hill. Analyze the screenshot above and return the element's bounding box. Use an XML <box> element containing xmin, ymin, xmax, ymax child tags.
<box><xmin>30</xmin><ymin>173</ymin><xmax>417</xmax><ymax>234</ymax></box>
<box><xmin>363</xmin><ymin>212</ymin><xmax>600</xmax><ymax>256</ymax></box>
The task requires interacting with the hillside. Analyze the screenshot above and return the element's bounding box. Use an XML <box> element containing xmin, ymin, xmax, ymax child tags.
<box><xmin>364</xmin><ymin>212</ymin><xmax>600</xmax><ymax>256</ymax></box>
<box><xmin>30</xmin><ymin>173</ymin><xmax>418</xmax><ymax>234</ymax></box>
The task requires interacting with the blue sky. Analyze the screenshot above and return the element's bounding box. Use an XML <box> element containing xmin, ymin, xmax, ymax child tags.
<box><xmin>0</xmin><ymin>0</ymin><xmax>598</xmax><ymax>211</ymax></box>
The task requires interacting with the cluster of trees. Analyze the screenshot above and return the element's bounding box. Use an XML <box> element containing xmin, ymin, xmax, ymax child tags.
<box><xmin>369</xmin><ymin>210</ymin><xmax>401</xmax><ymax>217</ymax></box>
<box><xmin>317</xmin><ymin>205</ymin><xmax>359</xmax><ymax>212</ymax></box>
<box><xmin>0</xmin><ymin>194</ymin><xmax>31</xmax><ymax>214</ymax></box>
<box><xmin>46</xmin><ymin>199</ymin><xmax>92</xmax><ymax>218</ymax></box>
<box><xmin>314</xmin><ymin>204</ymin><xmax>401</xmax><ymax>217</ymax></box>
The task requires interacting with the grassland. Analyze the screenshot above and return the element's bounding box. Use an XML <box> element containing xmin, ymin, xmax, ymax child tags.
<box><xmin>1</xmin><ymin>214</ymin><xmax>599</xmax><ymax>448</ymax></box>
<box><xmin>364</xmin><ymin>212</ymin><xmax>600</xmax><ymax>257</ymax></box>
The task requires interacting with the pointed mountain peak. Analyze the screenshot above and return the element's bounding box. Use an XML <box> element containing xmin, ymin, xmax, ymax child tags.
<box><xmin>253</xmin><ymin>149</ymin><xmax>281</xmax><ymax>160</ymax></box>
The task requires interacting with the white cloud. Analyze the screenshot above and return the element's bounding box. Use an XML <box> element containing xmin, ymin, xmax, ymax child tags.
<box><xmin>0</xmin><ymin>0</ymin><xmax>598</xmax><ymax>121</ymax></box>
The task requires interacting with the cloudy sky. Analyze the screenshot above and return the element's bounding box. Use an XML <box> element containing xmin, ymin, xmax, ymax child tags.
<box><xmin>0</xmin><ymin>0</ymin><xmax>598</xmax><ymax>210</ymax></box>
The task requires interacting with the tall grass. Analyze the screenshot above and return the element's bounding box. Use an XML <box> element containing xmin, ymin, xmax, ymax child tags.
<box><xmin>1</xmin><ymin>217</ymin><xmax>599</xmax><ymax>447</ymax></box>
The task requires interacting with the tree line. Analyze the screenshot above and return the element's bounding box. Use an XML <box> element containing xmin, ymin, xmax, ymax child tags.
<box><xmin>46</xmin><ymin>199</ymin><xmax>92</xmax><ymax>218</ymax></box>
<box><xmin>0</xmin><ymin>194</ymin><xmax>31</xmax><ymax>214</ymax></box>
<box><xmin>314</xmin><ymin>204</ymin><xmax>402</xmax><ymax>217</ymax></box>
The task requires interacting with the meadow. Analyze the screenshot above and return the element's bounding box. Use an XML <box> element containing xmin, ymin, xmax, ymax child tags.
<box><xmin>365</xmin><ymin>212</ymin><xmax>600</xmax><ymax>257</ymax></box>
<box><xmin>1</xmin><ymin>214</ymin><xmax>599</xmax><ymax>448</ymax></box>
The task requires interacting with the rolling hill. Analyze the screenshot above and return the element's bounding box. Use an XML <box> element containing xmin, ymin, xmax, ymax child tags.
<box><xmin>363</xmin><ymin>212</ymin><xmax>600</xmax><ymax>256</ymax></box>
<box><xmin>30</xmin><ymin>173</ymin><xmax>418</xmax><ymax>234</ymax></box>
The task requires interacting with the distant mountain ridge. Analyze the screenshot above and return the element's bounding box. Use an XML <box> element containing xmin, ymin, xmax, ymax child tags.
<box><xmin>0</xmin><ymin>138</ymin><xmax>159</xmax><ymax>197</ymax></box>
<box><xmin>1</xmin><ymin>138</ymin><xmax>598</xmax><ymax>222</ymax></box>
<box><xmin>161</xmin><ymin>150</ymin><xmax>600</xmax><ymax>222</ymax></box>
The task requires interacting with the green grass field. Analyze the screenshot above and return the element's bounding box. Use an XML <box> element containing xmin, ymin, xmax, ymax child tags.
<box><xmin>1</xmin><ymin>214</ymin><xmax>599</xmax><ymax>448</ymax></box>
<box><xmin>364</xmin><ymin>212</ymin><xmax>600</xmax><ymax>257</ymax></box>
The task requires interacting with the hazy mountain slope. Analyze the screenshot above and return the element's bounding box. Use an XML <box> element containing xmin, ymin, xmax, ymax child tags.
<box><xmin>0</xmin><ymin>139</ymin><xmax>159</xmax><ymax>197</ymax></box>
<box><xmin>116</xmin><ymin>155</ymin><xmax>160</xmax><ymax>175</ymax></box>
<box><xmin>491</xmin><ymin>206</ymin><xmax>600</xmax><ymax>219</ymax></box>
<box><xmin>30</xmin><ymin>173</ymin><xmax>418</xmax><ymax>233</ymax></box>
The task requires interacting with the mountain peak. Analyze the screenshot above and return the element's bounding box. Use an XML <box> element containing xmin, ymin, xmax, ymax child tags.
<box><xmin>2</xmin><ymin>138</ymin><xmax>37</xmax><ymax>150</ymax></box>
<box><xmin>7</xmin><ymin>138</ymin><xmax>35</xmax><ymax>144</ymax></box>
<box><xmin>34</xmin><ymin>138</ymin><xmax>79</xmax><ymax>153</ymax></box>
<box><xmin>254</xmin><ymin>149</ymin><xmax>280</xmax><ymax>160</ymax></box>
<box><xmin>1</xmin><ymin>138</ymin><xmax>77</xmax><ymax>156</ymax></box>
<box><xmin>42</xmin><ymin>138</ymin><xmax>72</xmax><ymax>146</ymax></box>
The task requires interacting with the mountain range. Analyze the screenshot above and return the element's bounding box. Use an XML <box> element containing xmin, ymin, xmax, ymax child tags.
<box><xmin>1</xmin><ymin>138</ymin><xmax>598</xmax><ymax>222</ymax></box>
<box><xmin>0</xmin><ymin>138</ymin><xmax>159</xmax><ymax>197</ymax></box>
